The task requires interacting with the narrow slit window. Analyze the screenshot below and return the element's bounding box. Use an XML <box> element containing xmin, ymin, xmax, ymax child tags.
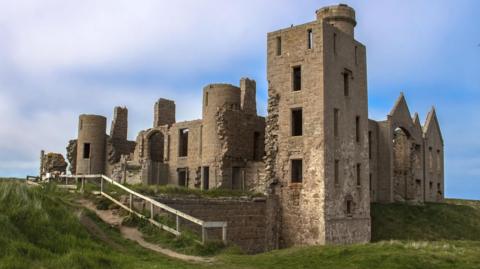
<box><xmin>307</xmin><ymin>29</ymin><xmax>313</xmax><ymax>49</ymax></box>
<box><xmin>343</xmin><ymin>72</ymin><xmax>350</xmax><ymax>96</ymax></box>
<box><xmin>291</xmin><ymin>159</ymin><xmax>303</xmax><ymax>183</ymax></box>
<box><xmin>292</xmin><ymin>66</ymin><xmax>301</xmax><ymax>91</ymax></box>
<box><xmin>346</xmin><ymin>200</ymin><xmax>352</xmax><ymax>215</ymax></box>
<box><xmin>334</xmin><ymin>108</ymin><xmax>339</xmax><ymax>137</ymax></box>
<box><xmin>356</xmin><ymin>163</ymin><xmax>361</xmax><ymax>186</ymax></box>
<box><xmin>334</xmin><ymin>159</ymin><xmax>340</xmax><ymax>185</ymax></box>
<box><xmin>356</xmin><ymin>116</ymin><xmax>360</xmax><ymax>143</ymax></box>
<box><xmin>83</xmin><ymin>143</ymin><xmax>90</xmax><ymax>159</ymax></box>
<box><xmin>291</xmin><ymin>108</ymin><xmax>303</xmax><ymax>136</ymax></box>
<box><xmin>276</xmin><ymin>36</ymin><xmax>282</xmax><ymax>56</ymax></box>
<box><xmin>333</xmin><ymin>33</ymin><xmax>337</xmax><ymax>55</ymax></box>
<box><xmin>369</xmin><ymin>173</ymin><xmax>372</xmax><ymax>191</ymax></box>
<box><xmin>179</xmin><ymin>128</ymin><xmax>189</xmax><ymax>157</ymax></box>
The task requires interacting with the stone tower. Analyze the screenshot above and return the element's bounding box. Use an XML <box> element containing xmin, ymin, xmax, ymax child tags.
<box><xmin>76</xmin><ymin>115</ymin><xmax>107</xmax><ymax>174</ymax></box>
<box><xmin>266</xmin><ymin>4</ymin><xmax>370</xmax><ymax>246</ymax></box>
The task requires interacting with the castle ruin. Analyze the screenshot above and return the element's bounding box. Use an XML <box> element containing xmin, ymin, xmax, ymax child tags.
<box><xmin>62</xmin><ymin>4</ymin><xmax>444</xmax><ymax>248</ymax></box>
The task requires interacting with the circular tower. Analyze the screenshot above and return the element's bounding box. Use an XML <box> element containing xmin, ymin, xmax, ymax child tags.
<box><xmin>201</xmin><ymin>83</ymin><xmax>241</xmax><ymax>165</ymax></box>
<box><xmin>316</xmin><ymin>4</ymin><xmax>356</xmax><ymax>36</ymax></box>
<box><xmin>76</xmin><ymin>114</ymin><xmax>107</xmax><ymax>175</ymax></box>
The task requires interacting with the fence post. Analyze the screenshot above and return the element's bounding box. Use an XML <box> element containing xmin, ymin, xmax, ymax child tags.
<box><xmin>176</xmin><ymin>215</ymin><xmax>180</xmax><ymax>232</ymax></box>
<box><xmin>129</xmin><ymin>193</ymin><xmax>133</xmax><ymax>211</ymax></box>
<box><xmin>150</xmin><ymin>202</ymin><xmax>154</xmax><ymax>220</ymax></box>
<box><xmin>100</xmin><ymin>177</ymin><xmax>103</xmax><ymax>193</ymax></box>
<box><xmin>202</xmin><ymin>226</ymin><xmax>207</xmax><ymax>244</ymax></box>
<box><xmin>222</xmin><ymin>223</ymin><xmax>227</xmax><ymax>244</ymax></box>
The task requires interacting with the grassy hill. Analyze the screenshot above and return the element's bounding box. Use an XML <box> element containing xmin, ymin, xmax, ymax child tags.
<box><xmin>1</xmin><ymin>180</ymin><xmax>480</xmax><ymax>269</ymax></box>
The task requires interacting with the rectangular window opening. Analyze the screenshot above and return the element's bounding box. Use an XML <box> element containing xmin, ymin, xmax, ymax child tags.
<box><xmin>179</xmin><ymin>128</ymin><xmax>189</xmax><ymax>157</ymax></box>
<box><xmin>346</xmin><ymin>200</ymin><xmax>352</xmax><ymax>215</ymax></box>
<box><xmin>369</xmin><ymin>173</ymin><xmax>372</xmax><ymax>191</ymax></box>
<box><xmin>202</xmin><ymin>166</ymin><xmax>209</xmax><ymax>190</ymax></box>
<box><xmin>333</xmin><ymin>33</ymin><xmax>337</xmax><ymax>55</ymax></box>
<box><xmin>334</xmin><ymin>108</ymin><xmax>339</xmax><ymax>137</ymax></box>
<box><xmin>343</xmin><ymin>72</ymin><xmax>350</xmax><ymax>96</ymax></box>
<box><xmin>356</xmin><ymin>116</ymin><xmax>360</xmax><ymax>143</ymax></box>
<box><xmin>334</xmin><ymin>159</ymin><xmax>340</xmax><ymax>185</ymax></box>
<box><xmin>291</xmin><ymin>108</ymin><xmax>303</xmax><ymax>136</ymax></box>
<box><xmin>292</xmin><ymin>66</ymin><xmax>302</xmax><ymax>91</ymax></box>
<box><xmin>291</xmin><ymin>159</ymin><xmax>303</xmax><ymax>183</ymax></box>
<box><xmin>83</xmin><ymin>143</ymin><xmax>90</xmax><ymax>159</ymax></box>
<box><xmin>356</xmin><ymin>163</ymin><xmax>361</xmax><ymax>186</ymax></box>
<box><xmin>276</xmin><ymin>36</ymin><xmax>282</xmax><ymax>56</ymax></box>
<box><xmin>178</xmin><ymin>168</ymin><xmax>188</xmax><ymax>187</ymax></box>
<box><xmin>307</xmin><ymin>29</ymin><xmax>313</xmax><ymax>49</ymax></box>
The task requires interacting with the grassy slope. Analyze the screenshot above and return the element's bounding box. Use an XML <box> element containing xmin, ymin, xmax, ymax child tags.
<box><xmin>1</xmin><ymin>180</ymin><xmax>480</xmax><ymax>269</ymax></box>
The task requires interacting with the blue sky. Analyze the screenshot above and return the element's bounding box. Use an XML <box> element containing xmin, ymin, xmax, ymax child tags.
<box><xmin>0</xmin><ymin>0</ymin><xmax>479</xmax><ymax>199</ymax></box>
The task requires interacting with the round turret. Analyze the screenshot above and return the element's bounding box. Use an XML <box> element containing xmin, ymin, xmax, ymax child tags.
<box><xmin>316</xmin><ymin>4</ymin><xmax>356</xmax><ymax>36</ymax></box>
<box><xmin>201</xmin><ymin>83</ymin><xmax>241</xmax><ymax>166</ymax></box>
<box><xmin>76</xmin><ymin>114</ymin><xmax>107</xmax><ymax>175</ymax></box>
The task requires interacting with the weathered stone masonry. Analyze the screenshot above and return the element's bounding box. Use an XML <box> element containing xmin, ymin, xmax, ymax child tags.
<box><xmin>61</xmin><ymin>4</ymin><xmax>444</xmax><ymax>252</ymax></box>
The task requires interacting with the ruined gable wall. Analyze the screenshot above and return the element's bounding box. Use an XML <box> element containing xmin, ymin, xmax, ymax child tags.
<box><xmin>424</xmin><ymin>113</ymin><xmax>444</xmax><ymax>202</ymax></box>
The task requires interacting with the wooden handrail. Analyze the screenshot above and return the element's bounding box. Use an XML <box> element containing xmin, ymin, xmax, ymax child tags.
<box><xmin>60</xmin><ymin>174</ymin><xmax>227</xmax><ymax>244</ymax></box>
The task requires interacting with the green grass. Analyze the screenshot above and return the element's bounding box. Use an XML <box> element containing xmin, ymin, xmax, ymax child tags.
<box><xmin>371</xmin><ymin>201</ymin><xmax>480</xmax><ymax>241</ymax></box>
<box><xmin>1</xmin><ymin>179</ymin><xmax>480</xmax><ymax>269</ymax></box>
<box><xmin>128</xmin><ymin>184</ymin><xmax>263</xmax><ymax>199</ymax></box>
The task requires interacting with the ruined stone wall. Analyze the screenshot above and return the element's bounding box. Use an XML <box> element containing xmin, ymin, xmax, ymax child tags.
<box><xmin>423</xmin><ymin>109</ymin><xmax>444</xmax><ymax>202</ymax></box>
<box><xmin>368</xmin><ymin>120</ymin><xmax>379</xmax><ymax>202</ymax></box>
<box><xmin>154</xmin><ymin>98</ymin><xmax>175</xmax><ymax>127</ymax></box>
<box><xmin>66</xmin><ymin>139</ymin><xmax>77</xmax><ymax>174</ymax></box>
<box><xmin>110</xmin><ymin>106</ymin><xmax>128</xmax><ymax>140</ymax></box>
<box><xmin>150</xmin><ymin>196</ymin><xmax>277</xmax><ymax>254</ymax></box>
<box><xmin>240</xmin><ymin>78</ymin><xmax>257</xmax><ymax>115</ymax></box>
<box><xmin>166</xmin><ymin>120</ymin><xmax>203</xmax><ymax>188</ymax></box>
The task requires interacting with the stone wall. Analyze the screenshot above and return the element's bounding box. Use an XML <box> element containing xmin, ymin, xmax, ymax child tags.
<box><xmin>153</xmin><ymin>196</ymin><xmax>277</xmax><ymax>254</ymax></box>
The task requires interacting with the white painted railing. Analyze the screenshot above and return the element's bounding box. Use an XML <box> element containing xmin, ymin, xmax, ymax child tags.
<box><xmin>59</xmin><ymin>174</ymin><xmax>227</xmax><ymax>244</ymax></box>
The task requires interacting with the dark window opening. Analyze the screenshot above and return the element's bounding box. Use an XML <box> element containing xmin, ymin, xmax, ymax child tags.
<box><xmin>291</xmin><ymin>108</ymin><xmax>303</xmax><ymax>136</ymax></box>
<box><xmin>437</xmin><ymin>183</ymin><xmax>441</xmax><ymax>190</ymax></box>
<box><xmin>343</xmin><ymin>72</ymin><xmax>350</xmax><ymax>96</ymax></box>
<box><xmin>334</xmin><ymin>108</ymin><xmax>339</xmax><ymax>137</ymax></box>
<box><xmin>368</xmin><ymin>131</ymin><xmax>372</xmax><ymax>159</ymax></box>
<box><xmin>253</xmin><ymin>131</ymin><xmax>261</xmax><ymax>161</ymax></box>
<box><xmin>292</xmin><ymin>66</ymin><xmax>301</xmax><ymax>91</ymax></box>
<box><xmin>346</xmin><ymin>199</ymin><xmax>353</xmax><ymax>215</ymax></box>
<box><xmin>429</xmin><ymin>181</ymin><xmax>433</xmax><ymax>189</ymax></box>
<box><xmin>416</xmin><ymin>179</ymin><xmax>421</xmax><ymax>187</ymax></box>
<box><xmin>356</xmin><ymin>163</ymin><xmax>361</xmax><ymax>186</ymax></box>
<box><xmin>203</xmin><ymin>166</ymin><xmax>209</xmax><ymax>190</ymax></box>
<box><xmin>83</xmin><ymin>143</ymin><xmax>90</xmax><ymax>159</ymax></box>
<box><xmin>369</xmin><ymin>173</ymin><xmax>372</xmax><ymax>191</ymax></box>
<box><xmin>232</xmin><ymin>167</ymin><xmax>243</xmax><ymax>190</ymax></box>
<box><xmin>307</xmin><ymin>29</ymin><xmax>313</xmax><ymax>49</ymax></box>
<box><xmin>333</xmin><ymin>33</ymin><xmax>337</xmax><ymax>54</ymax></box>
<box><xmin>276</xmin><ymin>36</ymin><xmax>282</xmax><ymax>56</ymax></box>
<box><xmin>334</xmin><ymin>159</ymin><xmax>340</xmax><ymax>185</ymax></box>
<box><xmin>178</xmin><ymin>128</ymin><xmax>189</xmax><ymax>157</ymax></box>
<box><xmin>291</xmin><ymin>159</ymin><xmax>303</xmax><ymax>183</ymax></box>
<box><xmin>178</xmin><ymin>168</ymin><xmax>188</xmax><ymax>187</ymax></box>
<box><xmin>356</xmin><ymin>116</ymin><xmax>360</xmax><ymax>143</ymax></box>
<box><xmin>149</xmin><ymin>132</ymin><xmax>164</xmax><ymax>162</ymax></box>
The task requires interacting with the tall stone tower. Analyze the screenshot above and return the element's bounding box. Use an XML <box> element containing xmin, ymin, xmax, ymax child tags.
<box><xmin>266</xmin><ymin>4</ymin><xmax>370</xmax><ymax>246</ymax></box>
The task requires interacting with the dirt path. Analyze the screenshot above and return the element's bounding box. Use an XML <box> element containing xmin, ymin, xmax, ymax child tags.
<box><xmin>76</xmin><ymin>198</ymin><xmax>215</xmax><ymax>263</ymax></box>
